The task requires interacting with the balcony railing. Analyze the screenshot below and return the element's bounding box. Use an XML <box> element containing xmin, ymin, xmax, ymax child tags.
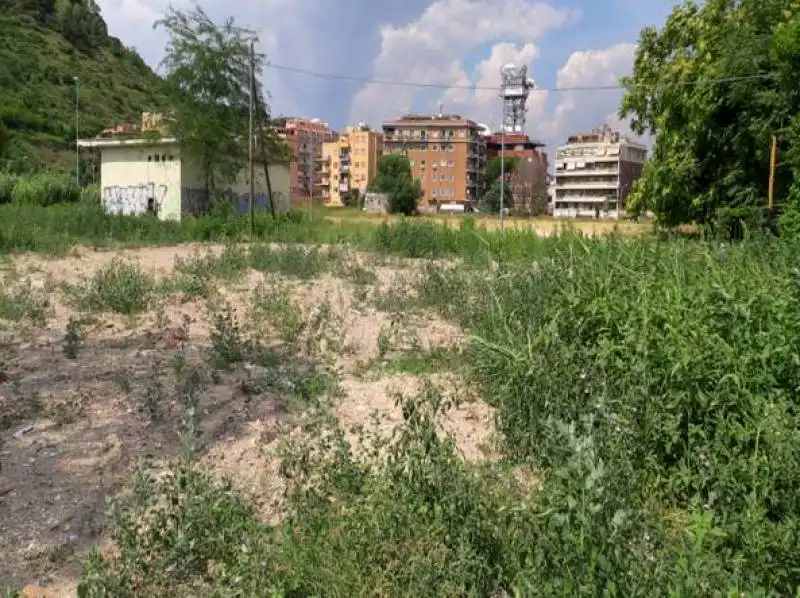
<box><xmin>555</xmin><ymin>180</ymin><xmax>618</xmax><ymax>189</ymax></box>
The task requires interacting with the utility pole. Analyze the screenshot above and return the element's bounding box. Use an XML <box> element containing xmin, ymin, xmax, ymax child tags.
<box><xmin>252</xmin><ymin>81</ymin><xmax>276</xmax><ymax>219</ymax></box>
<box><xmin>768</xmin><ymin>134</ymin><xmax>777</xmax><ymax>210</ymax></box>
<box><xmin>499</xmin><ymin>102</ymin><xmax>505</xmax><ymax>232</ymax></box>
<box><xmin>74</xmin><ymin>76</ymin><xmax>79</xmax><ymax>188</ymax></box>
<box><xmin>248</xmin><ymin>42</ymin><xmax>255</xmax><ymax>236</ymax></box>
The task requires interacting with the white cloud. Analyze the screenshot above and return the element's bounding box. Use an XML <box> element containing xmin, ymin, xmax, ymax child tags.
<box><xmin>349</xmin><ymin>0</ymin><xmax>578</xmax><ymax>126</ymax></box>
<box><xmin>441</xmin><ymin>41</ymin><xmax>547</xmax><ymax>131</ymax></box>
<box><xmin>538</xmin><ymin>43</ymin><xmax>639</xmax><ymax>147</ymax></box>
<box><xmin>96</xmin><ymin>0</ymin><xmax>311</xmax><ymax>116</ymax></box>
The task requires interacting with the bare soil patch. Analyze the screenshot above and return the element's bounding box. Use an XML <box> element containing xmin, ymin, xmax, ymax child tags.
<box><xmin>0</xmin><ymin>244</ymin><xmax>493</xmax><ymax>593</ymax></box>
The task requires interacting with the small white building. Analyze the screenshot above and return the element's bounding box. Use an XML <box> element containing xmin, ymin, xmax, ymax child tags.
<box><xmin>77</xmin><ymin>136</ymin><xmax>291</xmax><ymax>221</ymax></box>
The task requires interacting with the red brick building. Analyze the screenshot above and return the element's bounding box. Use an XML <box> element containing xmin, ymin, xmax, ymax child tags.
<box><xmin>484</xmin><ymin>133</ymin><xmax>549</xmax><ymax>215</ymax></box>
<box><xmin>277</xmin><ymin>118</ymin><xmax>338</xmax><ymax>204</ymax></box>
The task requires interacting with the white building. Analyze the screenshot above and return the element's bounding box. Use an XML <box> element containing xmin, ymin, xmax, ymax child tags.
<box><xmin>553</xmin><ymin>125</ymin><xmax>647</xmax><ymax>219</ymax></box>
<box><xmin>77</xmin><ymin>136</ymin><xmax>291</xmax><ymax>221</ymax></box>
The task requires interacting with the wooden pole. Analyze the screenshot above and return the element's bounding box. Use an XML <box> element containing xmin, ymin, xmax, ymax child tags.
<box><xmin>253</xmin><ymin>80</ymin><xmax>276</xmax><ymax>219</ymax></box>
<box><xmin>768</xmin><ymin>134</ymin><xmax>777</xmax><ymax>210</ymax></box>
<box><xmin>248</xmin><ymin>42</ymin><xmax>255</xmax><ymax>236</ymax></box>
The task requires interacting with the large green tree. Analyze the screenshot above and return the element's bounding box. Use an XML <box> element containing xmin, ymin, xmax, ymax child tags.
<box><xmin>155</xmin><ymin>5</ymin><xmax>279</xmax><ymax>199</ymax></box>
<box><xmin>370</xmin><ymin>154</ymin><xmax>421</xmax><ymax>215</ymax></box>
<box><xmin>620</xmin><ymin>0</ymin><xmax>800</xmax><ymax>226</ymax></box>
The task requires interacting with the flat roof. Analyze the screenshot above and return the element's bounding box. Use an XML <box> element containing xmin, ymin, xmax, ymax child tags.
<box><xmin>77</xmin><ymin>136</ymin><xmax>178</xmax><ymax>148</ymax></box>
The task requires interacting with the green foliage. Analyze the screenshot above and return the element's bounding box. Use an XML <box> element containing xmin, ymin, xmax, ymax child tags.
<box><xmin>482</xmin><ymin>155</ymin><xmax>518</xmax><ymax>189</ymax></box>
<box><xmin>479</xmin><ymin>178</ymin><xmax>513</xmax><ymax>213</ymax></box>
<box><xmin>778</xmin><ymin>199</ymin><xmax>800</xmax><ymax>238</ymax></box>
<box><xmin>0</xmin><ymin>119</ymin><xmax>8</xmax><ymax>160</ymax></box>
<box><xmin>155</xmin><ymin>5</ymin><xmax>283</xmax><ymax>196</ymax></box>
<box><xmin>713</xmin><ymin>205</ymin><xmax>775</xmax><ymax>241</ymax></box>
<box><xmin>65</xmin><ymin>259</ymin><xmax>156</xmax><ymax>314</ymax></box>
<box><xmin>620</xmin><ymin>0</ymin><xmax>800</xmax><ymax>226</ymax></box>
<box><xmin>0</xmin><ymin>4</ymin><xmax>165</xmax><ymax>170</ymax></box>
<box><xmin>0</xmin><ymin>172</ymin><xmax>18</xmax><ymax>203</ymax></box>
<box><xmin>371</xmin><ymin>154</ymin><xmax>422</xmax><ymax>215</ymax></box>
<box><xmin>11</xmin><ymin>171</ymin><xmax>79</xmax><ymax>205</ymax></box>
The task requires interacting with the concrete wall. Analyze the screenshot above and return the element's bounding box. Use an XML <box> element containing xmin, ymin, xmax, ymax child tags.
<box><xmin>226</xmin><ymin>164</ymin><xmax>291</xmax><ymax>214</ymax></box>
<box><xmin>100</xmin><ymin>143</ymin><xmax>182</xmax><ymax>220</ymax></box>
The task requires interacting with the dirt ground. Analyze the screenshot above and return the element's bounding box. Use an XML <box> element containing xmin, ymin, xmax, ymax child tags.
<box><xmin>0</xmin><ymin>244</ymin><xmax>493</xmax><ymax>595</ymax></box>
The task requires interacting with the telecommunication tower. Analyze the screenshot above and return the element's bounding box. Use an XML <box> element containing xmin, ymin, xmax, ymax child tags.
<box><xmin>500</xmin><ymin>64</ymin><xmax>536</xmax><ymax>133</ymax></box>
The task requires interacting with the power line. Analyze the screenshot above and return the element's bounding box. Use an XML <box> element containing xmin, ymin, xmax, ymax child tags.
<box><xmin>265</xmin><ymin>63</ymin><xmax>778</xmax><ymax>92</ymax></box>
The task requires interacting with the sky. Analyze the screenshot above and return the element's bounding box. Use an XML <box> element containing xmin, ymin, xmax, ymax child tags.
<box><xmin>96</xmin><ymin>0</ymin><xmax>675</xmax><ymax>155</ymax></box>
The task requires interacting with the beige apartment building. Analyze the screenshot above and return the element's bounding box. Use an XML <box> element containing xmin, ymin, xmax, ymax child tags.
<box><xmin>316</xmin><ymin>123</ymin><xmax>382</xmax><ymax>206</ymax></box>
<box><xmin>553</xmin><ymin>124</ymin><xmax>647</xmax><ymax>218</ymax></box>
<box><xmin>382</xmin><ymin>114</ymin><xmax>486</xmax><ymax>208</ymax></box>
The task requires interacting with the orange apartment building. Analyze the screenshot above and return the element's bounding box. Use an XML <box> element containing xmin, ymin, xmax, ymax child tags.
<box><xmin>382</xmin><ymin>114</ymin><xmax>486</xmax><ymax>208</ymax></box>
<box><xmin>277</xmin><ymin>117</ymin><xmax>337</xmax><ymax>203</ymax></box>
<box><xmin>316</xmin><ymin>124</ymin><xmax>382</xmax><ymax>206</ymax></box>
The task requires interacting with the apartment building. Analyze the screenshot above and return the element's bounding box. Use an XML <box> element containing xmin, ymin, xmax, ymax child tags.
<box><xmin>382</xmin><ymin>114</ymin><xmax>486</xmax><ymax>208</ymax></box>
<box><xmin>277</xmin><ymin>117</ymin><xmax>337</xmax><ymax>203</ymax></box>
<box><xmin>484</xmin><ymin>132</ymin><xmax>549</xmax><ymax>215</ymax></box>
<box><xmin>317</xmin><ymin>124</ymin><xmax>382</xmax><ymax>206</ymax></box>
<box><xmin>553</xmin><ymin>124</ymin><xmax>647</xmax><ymax>218</ymax></box>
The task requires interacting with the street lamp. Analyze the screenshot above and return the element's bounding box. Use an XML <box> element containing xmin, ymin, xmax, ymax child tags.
<box><xmin>74</xmin><ymin>76</ymin><xmax>79</xmax><ymax>188</ymax></box>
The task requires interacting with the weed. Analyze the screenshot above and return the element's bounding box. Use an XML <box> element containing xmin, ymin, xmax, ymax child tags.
<box><xmin>207</xmin><ymin>304</ymin><xmax>251</xmax><ymax>368</ymax></box>
<box><xmin>249</xmin><ymin>281</ymin><xmax>305</xmax><ymax>343</ymax></box>
<box><xmin>65</xmin><ymin>259</ymin><xmax>155</xmax><ymax>315</ymax></box>
<box><xmin>143</xmin><ymin>359</ymin><xmax>166</xmax><ymax>420</ymax></box>
<box><xmin>0</xmin><ymin>281</ymin><xmax>51</xmax><ymax>325</ymax></box>
<box><xmin>62</xmin><ymin>316</ymin><xmax>83</xmax><ymax>359</ymax></box>
<box><xmin>172</xmin><ymin>244</ymin><xmax>249</xmax><ymax>299</ymax></box>
<box><xmin>249</xmin><ymin>243</ymin><xmax>330</xmax><ymax>279</ymax></box>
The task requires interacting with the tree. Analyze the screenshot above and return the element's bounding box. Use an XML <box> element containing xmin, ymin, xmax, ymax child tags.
<box><xmin>371</xmin><ymin>154</ymin><xmax>421</xmax><ymax>215</ymax></box>
<box><xmin>619</xmin><ymin>0</ymin><xmax>800</xmax><ymax>227</ymax></box>
<box><xmin>482</xmin><ymin>155</ymin><xmax>518</xmax><ymax>191</ymax></box>
<box><xmin>155</xmin><ymin>4</ymin><xmax>280</xmax><ymax>200</ymax></box>
<box><xmin>479</xmin><ymin>178</ymin><xmax>513</xmax><ymax>213</ymax></box>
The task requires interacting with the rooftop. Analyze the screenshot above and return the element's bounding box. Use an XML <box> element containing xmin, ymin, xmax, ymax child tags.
<box><xmin>383</xmin><ymin>113</ymin><xmax>480</xmax><ymax>128</ymax></box>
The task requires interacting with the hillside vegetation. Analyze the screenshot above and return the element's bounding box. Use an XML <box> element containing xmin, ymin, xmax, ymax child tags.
<box><xmin>0</xmin><ymin>0</ymin><xmax>166</xmax><ymax>171</ymax></box>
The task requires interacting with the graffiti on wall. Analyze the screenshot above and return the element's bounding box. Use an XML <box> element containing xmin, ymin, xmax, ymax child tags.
<box><xmin>181</xmin><ymin>187</ymin><xmax>289</xmax><ymax>216</ymax></box>
<box><xmin>102</xmin><ymin>183</ymin><xmax>168</xmax><ymax>215</ymax></box>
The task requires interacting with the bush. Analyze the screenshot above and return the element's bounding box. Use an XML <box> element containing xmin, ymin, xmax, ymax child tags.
<box><xmin>0</xmin><ymin>172</ymin><xmax>18</xmax><ymax>204</ymax></box>
<box><xmin>11</xmin><ymin>172</ymin><xmax>80</xmax><ymax>206</ymax></box>
<box><xmin>713</xmin><ymin>205</ymin><xmax>775</xmax><ymax>241</ymax></box>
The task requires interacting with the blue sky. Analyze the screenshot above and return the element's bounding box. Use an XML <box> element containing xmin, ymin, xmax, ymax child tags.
<box><xmin>98</xmin><ymin>0</ymin><xmax>675</xmax><ymax>152</ymax></box>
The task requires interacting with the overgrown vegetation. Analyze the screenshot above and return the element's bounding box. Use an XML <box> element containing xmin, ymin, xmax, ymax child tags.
<box><xmin>45</xmin><ymin>219</ymin><xmax>795</xmax><ymax>596</ymax></box>
<box><xmin>0</xmin><ymin>0</ymin><xmax>165</xmax><ymax>171</ymax></box>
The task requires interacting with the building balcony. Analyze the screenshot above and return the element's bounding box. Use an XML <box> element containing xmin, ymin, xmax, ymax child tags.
<box><xmin>555</xmin><ymin>180</ymin><xmax>618</xmax><ymax>190</ymax></box>
<box><xmin>555</xmin><ymin>167</ymin><xmax>619</xmax><ymax>176</ymax></box>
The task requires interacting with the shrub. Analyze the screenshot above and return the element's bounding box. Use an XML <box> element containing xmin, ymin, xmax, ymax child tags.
<box><xmin>12</xmin><ymin>172</ymin><xmax>79</xmax><ymax>206</ymax></box>
<box><xmin>0</xmin><ymin>172</ymin><xmax>18</xmax><ymax>204</ymax></box>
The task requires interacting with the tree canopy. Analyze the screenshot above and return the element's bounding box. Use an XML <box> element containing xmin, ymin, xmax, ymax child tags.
<box><xmin>370</xmin><ymin>154</ymin><xmax>421</xmax><ymax>215</ymax></box>
<box><xmin>155</xmin><ymin>5</ymin><xmax>275</xmax><ymax>196</ymax></box>
<box><xmin>620</xmin><ymin>0</ymin><xmax>800</xmax><ymax>226</ymax></box>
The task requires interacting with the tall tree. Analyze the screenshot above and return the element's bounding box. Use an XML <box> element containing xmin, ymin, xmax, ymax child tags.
<box><xmin>619</xmin><ymin>0</ymin><xmax>800</xmax><ymax>226</ymax></box>
<box><xmin>155</xmin><ymin>4</ymin><xmax>279</xmax><ymax>201</ymax></box>
<box><xmin>370</xmin><ymin>154</ymin><xmax>421</xmax><ymax>215</ymax></box>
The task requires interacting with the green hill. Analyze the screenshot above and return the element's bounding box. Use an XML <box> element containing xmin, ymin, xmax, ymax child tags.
<box><xmin>0</xmin><ymin>0</ymin><xmax>166</xmax><ymax>171</ymax></box>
